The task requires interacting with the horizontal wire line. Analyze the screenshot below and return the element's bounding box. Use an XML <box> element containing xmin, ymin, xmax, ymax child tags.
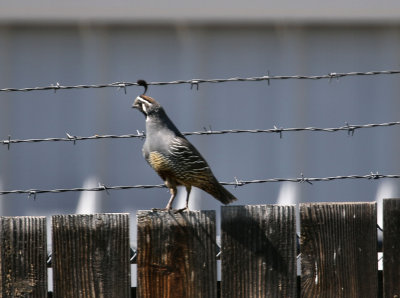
<box><xmin>2</xmin><ymin>121</ymin><xmax>400</xmax><ymax>147</ymax></box>
<box><xmin>0</xmin><ymin>173</ymin><xmax>398</xmax><ymax>197</ymax></box>
<box><xmin>1</xmin><ymin>70</ymin><xmax>400</xmax><ymax>92</ymax></box>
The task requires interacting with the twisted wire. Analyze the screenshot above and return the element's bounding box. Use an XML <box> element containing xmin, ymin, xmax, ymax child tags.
<box><xmin>0</xmin><ymin>70</ymin><xmax>399</xmax><ymax>92</ymax></box>
<box><xmin>0</xmin><ymin>173</ymin><xmax>397</xmax><ymax>197</ymax></box>
<box><xmin>2</xmin><ymin>121</ymin><xmax>400</xmax><ymax>147</ymax></box>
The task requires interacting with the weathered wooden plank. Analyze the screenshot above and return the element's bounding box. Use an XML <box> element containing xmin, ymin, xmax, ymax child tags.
<box><xmin>300</xmin><ymin>202</ymin><xmax>377</xmax><ymax>298</ymax></box>
<box><xmin>137</xmin><ymin>210</ymin><xmax>217</xmax><ymax>298</ymax></box>
<box><xmin>0</xmin><ymin>216</ymin><xmax>47</xmax><ymax>298</ymax></box>
<box><xmin>383</xmin><ymin>198</ymin><xmax>400</xmax><ymax>298</ymax></box>
<box><xmin>52</xmin><ymin>213</ymin><xmax>130</xmax><ymax>298</ymax></box>
<box><xmin>220</xmin><ymin>205</ymin><xmax>297</xmax><ymax>298</ymax></box>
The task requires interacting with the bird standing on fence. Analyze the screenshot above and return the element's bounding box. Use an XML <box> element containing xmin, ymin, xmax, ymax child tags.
<box><xmin>132</xmin><ymin>80</ymin><xmax>237</xmax><ymax>211</ymax></box>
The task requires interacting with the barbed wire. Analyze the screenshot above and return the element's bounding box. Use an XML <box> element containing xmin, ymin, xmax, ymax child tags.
<box><xmin>2</xmin><ymin>121</ymin><xmax>400</xmax><ymax>148</ymax></box>
<box><xmin>0</xmin><ymin>70</ymin><xmax>399</xmax><ymax>93</ymax></box>
<box><xmin>0</xmin><ymin>172</ymin><xmax>397</xmax><ymax>198</ymax></box>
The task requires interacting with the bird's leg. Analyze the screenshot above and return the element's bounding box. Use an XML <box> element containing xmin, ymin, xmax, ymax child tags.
<box><xmin>165</xmin><ymin>187</ymin><xmax>177</xmax><ymax>210</ymax></box>
<box><xmin>175</xmin><ymin>186</ymin><xmax>191</xmax><ymax>213</ymax></box>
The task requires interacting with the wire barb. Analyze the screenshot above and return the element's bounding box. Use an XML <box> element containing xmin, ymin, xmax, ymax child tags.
<box><xmin>66</xmin><ymin>132</ymin><xmax>77</xmax><ymax>145</ymax></box>
<box><xmin>4</xmin><ymin>135</ymin><xmax>11</xmax><ymax>150</ymax></box>
<box><xmin>369</xmin><ymin>171</ymin><xmax>380</xmax><ymax>179</ymax></box>
<box><xmin>28</xmin><ymin>191</ymin><xmax>37</xmax><ymax>200</ymax></box>
<box><xmin>52</xmin><ymin>82</ymin><xmax>60</xmax><ymax>93</ymax></box>
<box><xmin>265</xmin><ymin>70</ymin><xmax>271</xmax><ymax>86</ymax></box>
<box><xmin>329</xmin><ymin>72</ymin><xmax>339</xmax><ymax>82</ymax></box>
<box><xmin>203</xmin><ymin>125</ymin><xmax>212</xmax><ymax>133</ymax></box>
<box><xmin>190</xmin><ymin>80</ymin><xmax>199</xmax><ymax>90</ymax></box>
<box><xmin>118</xmin><ymin>83</ymin><xmax>127</xmax><ymax>94</ymax></box>
<box><xmin>234</xmin><ymin>177</ymin><xmax>244</xmax><ymax>188</ymax></box>
<box><xmin>345</xmin><ymin>122</ymin><xmax>355</xmax><ymax>136</ymax></box>
<box><xmin>299</xmin><ymin>173</ymin><xmax>313</xmax><ymax>185</ymax></box>
<box><xmin>136</xmin><ymin>130</ymin><xmax>146</xmax><ymax>140</ymax></box>
<box><xmin>98</xmin><ymin>183</ymin><xmax>110</xmax><ymax>195</ymax></box>
<box><xmin>273</xmin><ymin>125</ymin><xmax>283</xmax><ymax>138</ymax></box>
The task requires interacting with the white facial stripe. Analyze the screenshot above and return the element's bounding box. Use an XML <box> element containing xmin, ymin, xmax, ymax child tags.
<box><xmin>136</xmin><ymin>96</ymin><xmax>152</xmax><ymax>105</ymax></box>
<box><xmin>142</xmin><ymin>103</ymin><xmax>147</xmax><ymax>113</ymax></box>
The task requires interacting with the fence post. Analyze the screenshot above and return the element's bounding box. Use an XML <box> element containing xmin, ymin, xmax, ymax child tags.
<box><xmin>136</xmin><ymin>210</ymin><xmax>217</xmax><ymax>298</ymax></box>
<box><xmin>52</xmin><ymin>213</ymin><xmax>130</xmax><ymax>298</ymax></box>
<box><xmin>220</xmin><ymin>205</ymin><xmax>297</xmax><ymax>298</ymax></box>
<box><xmin>0</xmin><ymin>216</ymin><xmax>47</xmax><ymax>298</ymax></box>
<box><xmin>300</xmin><ymin>202</ymin><xmax>377</xmax><ymax>297</ymax></box>
<box><xmin>383</xmin><ymin>198</ymin><xmax>400</xmax><ymax>298</ymax></box>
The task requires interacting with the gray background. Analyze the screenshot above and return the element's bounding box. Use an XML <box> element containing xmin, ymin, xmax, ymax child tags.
<box><xmin>0</xmin><ymin>3</ymin><xmax>399</xmax><ymax>260</ymax></box>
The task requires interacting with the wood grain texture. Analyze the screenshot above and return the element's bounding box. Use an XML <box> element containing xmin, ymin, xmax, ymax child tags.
<box><xmin>300</xmin><ymin>202</ymin><xmax>377</xmax><ymax>298</ymax></box>
<box><xmin>220</xmin><ymin>205</ymin><xmax>297</xmax><ymax>298</ymax></box>
<box><xmin>137</xmin><ymin>210</ymin><xmax>217</xmax><ymax>298</ymax></box>
<box><xmin>383</xmin><ymin>198</ymin><xmax>400</xmax><ymax>298</ymax></box>
<box><xmin>0</xmin><ymin>216</ymin><xmax>47</xmax><ymax>298</ymax></box>
<box><xmin>52</xmin><ymin>213</ymin><xmax>130</xmax><ymax>298</ymax></box>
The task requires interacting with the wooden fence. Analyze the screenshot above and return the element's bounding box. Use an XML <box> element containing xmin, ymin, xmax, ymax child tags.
<box><xmin>0</xmin><ymin>200</ymin><xmax>399</xmax><ymax>297</ymax></box>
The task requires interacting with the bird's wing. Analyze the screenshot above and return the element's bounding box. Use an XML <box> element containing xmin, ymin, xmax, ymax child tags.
<box><xmin>169</xmin><ymin>136</ymin><xmax>237</xmax><ymax>204</ymax></box>
<box><xmin>168</xmin><ymin>136</ymin><xmax>214</xmax><ymax>180</ymax></box>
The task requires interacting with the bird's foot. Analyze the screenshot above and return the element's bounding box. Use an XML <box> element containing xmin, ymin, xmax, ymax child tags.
<box><xmin>173</xmin><ymin>207</ymin><xmax>190</xmax><ymax>214</ymax></box>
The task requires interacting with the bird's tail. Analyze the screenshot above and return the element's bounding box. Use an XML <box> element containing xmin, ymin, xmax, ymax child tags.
<box><xmin>202</xmin><ymin>179</ymin><xmax>238</xmax><ymax>205</ymax></box>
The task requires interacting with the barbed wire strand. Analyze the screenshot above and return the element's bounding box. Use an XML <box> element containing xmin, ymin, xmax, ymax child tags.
<box><xmin>1</xmin><ymin>70</ymin><xmax>400</xmax><ymax>93</ymax></box>
<box><xmin>2</xmin><ymin>121</ymin><xmax>400</xmax><ymax>148</ymax></box>
<box><xmin>0</xmin><ymin>173</ymin><xmax>398</xmax><ymax>197</ymax></box>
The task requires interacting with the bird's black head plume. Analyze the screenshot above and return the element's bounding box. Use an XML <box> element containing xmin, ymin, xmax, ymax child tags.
<box><xmin>137</xmin><ymin>80</ymin><xmax>148</xmax><ymax>95</ymax></box>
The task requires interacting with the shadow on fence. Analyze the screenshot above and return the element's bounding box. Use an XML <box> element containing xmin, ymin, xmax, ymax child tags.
<box><xmin>1</xmin><ymin>199</ymin><xmax>399</xmax><ymax>297</ymax></box>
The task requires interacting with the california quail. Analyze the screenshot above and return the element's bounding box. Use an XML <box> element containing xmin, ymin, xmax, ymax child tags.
<box><xmin>132</xmin><ymin>81</ymin><xmax>237</xmax><ymax>211</ymax></box>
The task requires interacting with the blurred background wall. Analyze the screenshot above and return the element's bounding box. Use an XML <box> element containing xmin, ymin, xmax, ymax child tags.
<box><xmin>0</xmin><ymin>1</ymin><xmax>400</xmax><ymax>250</ymax></box>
